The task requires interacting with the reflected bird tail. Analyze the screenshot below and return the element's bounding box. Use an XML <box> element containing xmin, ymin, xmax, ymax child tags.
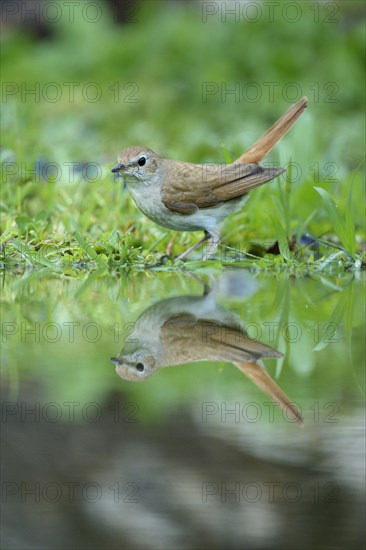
<box><xmin>235</xmin><ymin>361</ymin><xmax>304</xmax><ymax>426</ymax></box>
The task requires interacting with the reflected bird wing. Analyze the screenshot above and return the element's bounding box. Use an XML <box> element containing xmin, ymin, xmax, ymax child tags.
<box><xmin>161</xmin><ymin>315</ymin><xmax>281</xmax><ymax>364</ymax></box>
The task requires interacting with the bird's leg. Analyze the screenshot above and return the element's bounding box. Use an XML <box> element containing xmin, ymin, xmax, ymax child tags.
<box><xmin>165</xmin><ymin>234</ymin><xmax>176</xmax><ymax>256</ymax></box>
<box><xmin>202</xmin><ymin>232</ymin><xmax>220</xmax><ymax>261</ymax></box>
<box><xmin>174</xmin><ymin>231</ymin><xmax>211</xmax><ymax>262</ymax></box>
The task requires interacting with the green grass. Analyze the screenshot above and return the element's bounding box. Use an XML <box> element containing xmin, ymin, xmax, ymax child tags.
<box><xmin>1</xmin><ymin>1</ymin><xmax>365</xmax><ymax>275</ymax></box>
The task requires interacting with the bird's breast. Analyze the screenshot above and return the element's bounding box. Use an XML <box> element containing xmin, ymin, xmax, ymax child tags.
<box><xmin>126</xmin><ymin>180</ymin><xmax>174</xmax><ymax>225</ymax></box>
<box><xmin>125</xmin><ymin>178</ymin><xmax>248</xmax><ymax>233</ymax></box>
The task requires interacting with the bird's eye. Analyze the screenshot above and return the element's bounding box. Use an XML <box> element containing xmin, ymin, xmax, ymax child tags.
<box><xmin>138</xmin><ymin>156</ymin><xmax>146</xmax><ymax>167</ymax></box>
<box><xmin>136</xmin><ymin>362</ymin><xmax>145</xmax><ymax>372</ymax></box>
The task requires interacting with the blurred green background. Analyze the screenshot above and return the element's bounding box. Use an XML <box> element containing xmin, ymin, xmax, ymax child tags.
<box><xmin>1</xmin><ymin>0</ymin><xmax>365</xmax><ymax>268</ymax></box>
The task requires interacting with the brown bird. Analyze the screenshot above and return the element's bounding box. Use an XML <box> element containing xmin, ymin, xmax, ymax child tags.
<box><xmin>111</xmin><ymin>286</ymin><xmax>304</xmax><ymax>426</ymax></box>
<box><xmin>112</xmin><ymin>97</ymin><xmax>308</xmax><ymax>260</ymax></box>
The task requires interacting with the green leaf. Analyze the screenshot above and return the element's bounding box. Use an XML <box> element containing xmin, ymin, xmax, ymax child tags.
<box><xmin>314</xmin><ymin>187</ymin><xmax>349</xmax><ymax>252</ymax></box>
<box><xmin>35</xmin><ymin>210</ymin><xmax>48</xmax><ymax>223</ymax></box>
<box><xmin>345</xmin><ymin>180</ymin><xmax>356</xmax><ymax>257</ymax></box>
<box><xmin>270</xmin><ymin>215</ymin><xmax>291</xmax><ymax>261</ymax></box>
<box><xmin>108</xmin><ymin>229</ymin><xmax>120</xmax><ymax>248</ymax></box>
<box><xmin>10</xmin><ymin>238</ymin><xmax>59</xmax><ymax>268</ymax></box>
<box><xmin>74</xmin><ymin>231</ymin><xmax>98</xmax><ymax>260</ymax></box>
<box><xmin>16</xmin><ymin>216</ymin><xmax>35</xmax><ymax>233</ymax></box>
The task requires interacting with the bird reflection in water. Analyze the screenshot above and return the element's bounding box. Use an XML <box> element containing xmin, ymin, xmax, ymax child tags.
<box><xmin>111</xmin><ymin>275</ymin><xmax>303</xmax><ymax>426</ymax></box>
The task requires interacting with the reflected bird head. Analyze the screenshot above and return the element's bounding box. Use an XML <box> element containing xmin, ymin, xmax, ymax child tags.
<box><xmin>110</xmin><ymin>353</ymin><xmax>156</xmax><ymax>382</ymax></box>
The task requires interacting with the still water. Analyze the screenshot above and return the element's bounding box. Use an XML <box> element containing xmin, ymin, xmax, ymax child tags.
<box><xmin>1</xmin><ymin>268</ymin><xmax>365</xmax><ymax>549</ymax></box>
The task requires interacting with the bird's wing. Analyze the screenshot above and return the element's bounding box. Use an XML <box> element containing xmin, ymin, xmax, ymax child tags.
<box><xmin>161</xmin><ymin>160</ymin><xmax>284</xmax><ymax>214</ymax></box>
<box><xmin>161</xmin><ymin>97</ymin><xmax>307</xmax><ymax>215</ymax></box>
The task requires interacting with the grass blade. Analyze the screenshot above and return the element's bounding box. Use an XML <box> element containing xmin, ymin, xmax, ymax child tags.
<box><xmin>314</xmin><ymin>186</ymin><xmax>350</xmax><ymax>254</ymax></box>
<box><xmin>74</xmin><ymin>231</ymin><xmax>98</xmax><ymax>260</ymax></box>
<box><xmin>270</xmin><ymin>215</ymin><xmax>291</xmax><ymax>260</ymax></box>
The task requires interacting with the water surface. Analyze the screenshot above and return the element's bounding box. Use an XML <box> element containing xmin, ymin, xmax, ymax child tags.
<box><xmin>1</xmin><ymin>268</ymin><xmax>365</xmax><ymax>549</ymax></box>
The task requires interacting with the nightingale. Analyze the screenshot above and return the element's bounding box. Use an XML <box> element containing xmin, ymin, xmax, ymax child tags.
<box><xmin>112</xmin><ymin>97</ymin><xmax>308</xmax><ymax>261</ymax></box>
<box><xmin>111</xmin><ymin>282</ymin><xmax>304</xmax><ymax>426</ymax></box>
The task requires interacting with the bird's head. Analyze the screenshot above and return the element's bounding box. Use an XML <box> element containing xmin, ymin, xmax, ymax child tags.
<box><xmin>111</xmin><ymin>146</ymin><xmax>160</xmax><ymax>182</ymax></box>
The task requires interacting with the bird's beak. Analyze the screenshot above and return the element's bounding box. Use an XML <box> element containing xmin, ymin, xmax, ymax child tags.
<box><xmin>110</xmin><ymin>357</ymin><xmax>121</xmax><ymax>365</ymax></box>
<box><xmin>111</xmin><ymin>163</ymin><xmax>124</xmax><ymax>173</ymax></box>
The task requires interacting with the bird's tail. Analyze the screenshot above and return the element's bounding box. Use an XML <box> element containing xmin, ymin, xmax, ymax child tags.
<box><xmin>235</xmin><ymin>97</ymin><xmax>308</xmax><ymax>164</ymax></box>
